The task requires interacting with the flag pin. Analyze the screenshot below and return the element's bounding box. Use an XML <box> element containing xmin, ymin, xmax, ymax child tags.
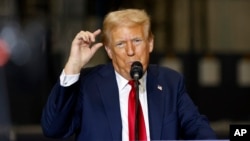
<box><xmin>157</xmin><ymin>85</ymin><xmax>162</xmax><ymax>91</ymax></box>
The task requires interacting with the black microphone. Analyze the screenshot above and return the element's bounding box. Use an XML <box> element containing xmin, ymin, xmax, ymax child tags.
<box><xmin>130</xmin><ymin>61</ymin><xmax>143</xmax><ymax>140</ymax></box>
<box><xmin>130</xmin><ymin>61</ymin><xmax>143</xmax><ymax>80</ymax></box>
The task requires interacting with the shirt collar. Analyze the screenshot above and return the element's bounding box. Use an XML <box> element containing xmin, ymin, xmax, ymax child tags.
<box><xmin>115</xmin><ymin>71</ymin><xmax>147</xmax><ymax>93</ymax></box>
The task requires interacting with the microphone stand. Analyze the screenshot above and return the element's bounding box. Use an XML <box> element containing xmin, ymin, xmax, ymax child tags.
<box><xmin>130</xmin><ymin>61</ymin><xmax>143</xmax><ymax>140</ymax></box>
<box><xmin>134</xmin><ymin>79</ymin><xmax>140</xmax><ymax>140</ymax></box>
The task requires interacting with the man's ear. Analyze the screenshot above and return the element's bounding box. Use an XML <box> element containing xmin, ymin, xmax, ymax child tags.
<box><xmin>105</xmin><ymin>46</ymin><xmax>112</xmax><ymax>59</ymax></box>
<box><xmin>149</xmin><ymin>37</ymin><xmax>154</xmax><ymax>53</ymax></box>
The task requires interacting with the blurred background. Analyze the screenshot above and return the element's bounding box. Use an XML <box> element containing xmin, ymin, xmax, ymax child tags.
<box><xmin>0</xmin><ymin>0</ymin><xmax>250</xmax><ymax>140</ymax></box>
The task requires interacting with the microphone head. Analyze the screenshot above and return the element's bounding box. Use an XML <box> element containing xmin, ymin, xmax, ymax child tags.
<box><xmin>130</xmin><ymin>61</ymin><xmax>143</xmax><ymax>80</ymax></box>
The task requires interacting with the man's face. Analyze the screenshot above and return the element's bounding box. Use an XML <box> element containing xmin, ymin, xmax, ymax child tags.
<box><xmin>105</xmin><ymin>25</ymin><xmax>154</xmax><ymax>80</ymax></box>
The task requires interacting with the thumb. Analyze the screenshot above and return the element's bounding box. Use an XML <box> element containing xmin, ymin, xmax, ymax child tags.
<box><xmin>91</xmin><ymin>42</ymin><xmax>103</xmax><ymax>54</ymax></box>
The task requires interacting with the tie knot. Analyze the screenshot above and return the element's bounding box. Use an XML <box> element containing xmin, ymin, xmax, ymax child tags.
<box><xmin>128</xmin><ymin>80</ymin><xmax>135</xmax><ymax>86</ymax></box>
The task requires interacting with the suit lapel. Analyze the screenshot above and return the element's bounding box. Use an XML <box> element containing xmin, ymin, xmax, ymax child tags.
<box><xmin>147</xmin><ymin>66</ymin><xmax>165</xmax><ymax>139</ymax></box>
<box><xmin>95</xmin><ymin>64</ymin><xmax>165</xmax><ymax>140</ymax></box>
<box><xmin>96</xmin><ymin>63</ymin><xmax>122</xmax><ymax>140</ymax></box>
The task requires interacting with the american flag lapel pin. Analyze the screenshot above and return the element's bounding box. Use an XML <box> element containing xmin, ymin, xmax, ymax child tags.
<box><xmin>157</xmin><ymin>85</ymin><xmax>162</xmax><ymax>91</ymax></box>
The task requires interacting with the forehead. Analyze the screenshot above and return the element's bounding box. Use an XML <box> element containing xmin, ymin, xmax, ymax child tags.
<box><xmin>110</xmin><ymin>25</ymin><xmax>145</xmax><ymax>40</ymax></box>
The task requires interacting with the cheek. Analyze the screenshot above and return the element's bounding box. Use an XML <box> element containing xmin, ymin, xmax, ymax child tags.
<box><xmin>113</xmin><ymin>48</ymin><xmax>126</xmax><ymax>58</ymax></box>
<box><xmin>115</xmin><ymin>53</ymin><xmax>127</xmax><ymax>64</ymax></box>
<box><xmin>111</xmin><ymin>49</ymin><xmax>126</xmax><ymax>64</ymax></box>
<box><xmin>138</xmin><ymin>48</ymin><xmax>151</xmax><ymax>63</ymax></box>
<box><xmin>138</xmin><ymin>47</ymin><xmax>150</xmax><ymax>57</ymax></box>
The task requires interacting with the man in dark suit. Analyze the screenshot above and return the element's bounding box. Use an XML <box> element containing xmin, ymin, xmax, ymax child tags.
<box><xmin>41</xmin><ymin>9</ymin><xmax>217</xmax><ymax>140</ymax></box>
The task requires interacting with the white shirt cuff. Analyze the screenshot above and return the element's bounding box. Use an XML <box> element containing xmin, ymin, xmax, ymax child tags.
<box><xmin>60</xmin><ymin>70</ymin><xmax>80</xmax><ymax>87</ymax></box>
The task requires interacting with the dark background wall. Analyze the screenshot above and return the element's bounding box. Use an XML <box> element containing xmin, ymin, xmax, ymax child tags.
<box><xmin>0</xmin><ymin>0</ymin><xmax>250</xmax><ymax>140</ymax></box>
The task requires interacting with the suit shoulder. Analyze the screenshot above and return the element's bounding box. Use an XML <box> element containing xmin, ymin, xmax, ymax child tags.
<box><xmin>79</xmin><ymin>63</ymin><xmax>114</xmax><ymax>80</ymax></box>
<box><xmin>148</xmin><ymin>64</ymin><xmax>186</xmax><ymax>87</ymax></box>
<box><xmin>79</xmin><ymin>64</ymin><xmax>107</xmax><ymax>77</ymax></box>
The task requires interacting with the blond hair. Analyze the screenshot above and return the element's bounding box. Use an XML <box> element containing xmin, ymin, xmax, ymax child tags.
<box><xmin>102</xmin><ymin>9</ymin><xmax>152</xmax><ymax>46</ymax></box>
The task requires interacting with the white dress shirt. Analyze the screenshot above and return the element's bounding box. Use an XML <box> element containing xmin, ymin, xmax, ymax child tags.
<box><xmin>60</xmin><ymin>70</ymin><xmax>150</xmax><ymax>140</ymax></box>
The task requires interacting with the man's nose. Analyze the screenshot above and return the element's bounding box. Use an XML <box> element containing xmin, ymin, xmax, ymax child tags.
<box><xmin>126</xmin><ymin>42</ymin><xmax>135</xmax><ymax>56</ymax></box>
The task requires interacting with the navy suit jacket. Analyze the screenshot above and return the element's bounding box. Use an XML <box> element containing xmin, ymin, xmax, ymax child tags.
<box><xmin>41</xmin><ymin>63</ymin><xmax>217</xmax><ymax>140</ymax></box>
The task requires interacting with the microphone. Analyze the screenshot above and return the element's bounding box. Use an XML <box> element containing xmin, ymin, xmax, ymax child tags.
<box><xmin>130</xmin><ymin>61</ymin><xmax>143</xmax><ymax>140</ymax></box>
<box><xmin>130</xmin><ymin>61</ymin><xmax>143</xmax><ymax>80</ymax></box>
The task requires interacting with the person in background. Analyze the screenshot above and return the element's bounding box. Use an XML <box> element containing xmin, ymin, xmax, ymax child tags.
<box><xmin>41</xmin><ymin>8</ymin><xmax>217</xmax><ymax>140</ymax></box>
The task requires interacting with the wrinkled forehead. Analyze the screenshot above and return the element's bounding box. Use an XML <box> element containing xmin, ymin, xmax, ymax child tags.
<box><xmin>111</xmin><ymin>25</ymin><xmax>145</xmax><ymax>39</ymax></box>
<box><xmin>106</xmin><ymin>24</ymin><xmax>149</xmax><ymax>45</ymax></box>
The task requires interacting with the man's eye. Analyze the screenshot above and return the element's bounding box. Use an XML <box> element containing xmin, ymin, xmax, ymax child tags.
<box><xmin>133</xmin><ymin>39</ymin><xmax>142</xmax><ymax>45</ymax></box>
<box><xmin>135</xmin><ymin>39</ymin><xmax>141</xmax><ymax>42</ymax></box>
<box><xmin>116</xmin><ymin>42</ymin><xmax>124</xmax><ymax>48</ymax></box>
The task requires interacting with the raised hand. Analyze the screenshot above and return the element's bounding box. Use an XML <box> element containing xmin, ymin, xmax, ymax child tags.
<box><xmin>64</xmin><ymin>29</ymin><xmax>103</xmax><ymax>74</ymax></box>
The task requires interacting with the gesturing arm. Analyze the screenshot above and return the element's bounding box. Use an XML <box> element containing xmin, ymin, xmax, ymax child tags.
<box><xmin>41</xmin><ymin>29</ymin><xmax>103</xmax><ymax>138</ymax></box>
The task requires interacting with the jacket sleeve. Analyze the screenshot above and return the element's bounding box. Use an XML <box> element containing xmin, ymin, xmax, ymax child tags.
<box><xmin>41</xmin><ymin>66</ymin><xmax>99</xmax><ymax>139</ymax></box>
<box><xmin>41</xmin><ymin>79</ymin><xmax>82</xmax><ymax>138</ymax></box>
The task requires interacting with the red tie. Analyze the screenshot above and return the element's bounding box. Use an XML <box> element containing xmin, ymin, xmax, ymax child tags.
<box><xmin>128</xmin><ymin>80</ymin><xmax>147</xmax><ymax>141</ymax></box>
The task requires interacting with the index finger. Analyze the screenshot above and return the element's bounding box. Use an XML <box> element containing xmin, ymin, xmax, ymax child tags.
<box><xmin>93</xmin><ymin>29</ymin><xmax>101</xmax><ymax>36</ymax></box>
<box><xmin>91</xmin><ymin>29</ymin><xmax>101</xmax><ymax>42</ymax></box>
